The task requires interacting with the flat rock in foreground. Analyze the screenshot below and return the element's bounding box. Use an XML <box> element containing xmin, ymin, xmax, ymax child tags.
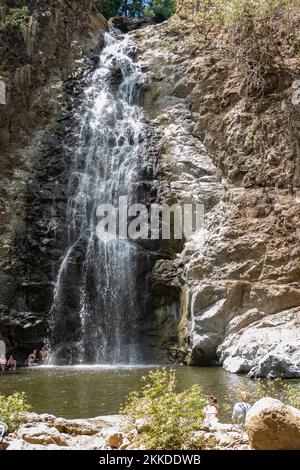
<box><xmin>1</xmin><ymin>412</ymin><xmax>249</xmax><ymax>450</ymax></box>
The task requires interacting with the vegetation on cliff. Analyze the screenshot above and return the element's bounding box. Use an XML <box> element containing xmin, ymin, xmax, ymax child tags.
<box><xmin>0</xmin><ymin>5</ymin><xmax>29</xmax><ymax>31</ymax></box>
<box><xmin>170</xmin><ymin>0</ymin><xmax>300</xmax><ymax>192</ymax></box>
<box><xmin>94</xmin><ymin>0</ymin><xmax>122</xmax><ymax>19</ymax></box>
<box><xmin>178</xmin><ymin>0</ymin><xmax>299</xmax><ymax>98</ymax></box>
<box><xmin>94</xmin><ymin>0</ymin><xmax>176</xmax><ymax>20</ymax></box>
<box><xmin>146</xmin><ymin>0</ymin><xmax>176</xmax><ymax>20</ymax></box>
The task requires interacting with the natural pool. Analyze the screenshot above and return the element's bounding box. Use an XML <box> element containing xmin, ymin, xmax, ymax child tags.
<box><xmin>0</xmin><ymin>365</ymin><xmax>299</xmax><ymax>420</ymax></box>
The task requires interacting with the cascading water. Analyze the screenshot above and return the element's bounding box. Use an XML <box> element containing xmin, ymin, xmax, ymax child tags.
<box><xmin>49</xmin><ymin>31</ymin><xmax>155</xmax><ymax>364</ymax></box>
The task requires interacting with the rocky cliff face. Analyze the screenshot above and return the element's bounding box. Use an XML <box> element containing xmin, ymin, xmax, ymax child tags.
<box><xmin>0</xmin><ymin>0</ymin><xmax>107</xmax><ymax>357</ymax></box>
<box><xmin>132</xmin><ymin>17</ymin><xmax>300</xmax><ymax>377</ymax></box>
<box><xmin>1</xmin><ymin>4</ymin><xmax>299</xmax><ymax>376</ymax></box>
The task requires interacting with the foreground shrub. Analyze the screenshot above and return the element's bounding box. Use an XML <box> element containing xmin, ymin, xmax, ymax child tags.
<box><xmin>121</xmin><ymin>368</ymin><xmax>207</xmax><ymax>450</ymax></box>
<box><xmin>0</xmin><ymin>392</ymin><xmax>31</xmax><ymax>432</ymax></box>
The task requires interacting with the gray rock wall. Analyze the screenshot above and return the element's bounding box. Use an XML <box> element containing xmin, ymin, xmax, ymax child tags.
<box><xmin>0</xmin><ymin>8</ymin><xmax>299</xmax><ymax>375</ymax></box>
<box><xmin>0</xmin><ymin>0</ymin><xmax>107</xmax><ymax>359</ymax></box>
<box><xmin>132</xmin><ymin>18</ymin><xmax>300</xmax><ymax>377</ymax></box>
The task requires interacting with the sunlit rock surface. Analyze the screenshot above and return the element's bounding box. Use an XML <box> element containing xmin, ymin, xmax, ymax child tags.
<box><xmin>1</xmin><ymin>411</ymin><xmax>249</xmax><ymax>450</ymax></box>
<box><xmin>132</xmin><ymin>18</ymin><xmax>300</xmax><ymax>377</ymax></box>
<box><xmin>0</xmin><ymin>5</ymin><xmax>299</xmax><ymax>375</ymax></box>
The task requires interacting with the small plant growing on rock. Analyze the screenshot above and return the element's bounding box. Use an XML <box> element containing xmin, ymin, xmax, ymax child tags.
<box><xmin>247</xmin><ymin>117</ymin><xmax>262</xmax><ymax>137</ymax></box>
<box><xmin>0</xmin><ymin>7</ymin><xmax>30</xmax><ymax>31</ymax></box>
<box><xmin>121</xmin><ymin>368</ymin><xmax>208</xmax><ymax>450</ymax></box>
<box><xmin>0</xmin><ymin>392</ymin><xmax>31</xmax><ymax>432</ymax></box>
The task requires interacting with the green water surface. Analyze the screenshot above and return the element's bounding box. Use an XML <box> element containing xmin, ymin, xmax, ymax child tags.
<box><xmin>0</xmin><ymin>365</ymin><xmax>299</xmax><ymax>420</ymax></box>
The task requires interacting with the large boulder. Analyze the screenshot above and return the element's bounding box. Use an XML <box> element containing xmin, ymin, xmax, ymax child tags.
<box><xmin>245</xmin><ymin>397</ymin><xmax>300</xmax><ymax>450</ymax></box>
<box><xmin>218</xmin><ymin>308</ymin><xmax>300</xmax><ymax>378</ymax></box>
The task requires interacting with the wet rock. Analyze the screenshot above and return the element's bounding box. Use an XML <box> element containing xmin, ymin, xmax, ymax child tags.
<box><xmin>0</xmin><ymin>4</ymin><xmax>299</xmax><ymax>374</ymax></box>
<box><xmin>245</xmin><ymin>398</ymin><xmax>300</xmax><ymax>450</ymax></box>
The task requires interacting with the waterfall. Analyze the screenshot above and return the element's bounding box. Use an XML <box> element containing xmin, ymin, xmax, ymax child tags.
<box><xmin>48</xmin><ymin>31</ymin><xmax>153</xmax><ymax>365</ymax></box>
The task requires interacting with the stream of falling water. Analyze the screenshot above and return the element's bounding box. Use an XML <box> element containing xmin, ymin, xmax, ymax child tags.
<box><xmin>48</xmin><ymin>31</ymin><xmax>150</xmax><ymax>364</ymax></box>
